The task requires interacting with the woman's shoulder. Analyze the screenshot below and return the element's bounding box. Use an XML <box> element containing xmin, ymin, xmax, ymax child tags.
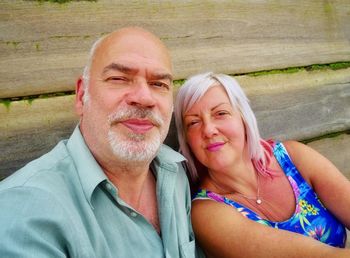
<box><xmin>279</xmin><ymin>140</ymin><xmax>339</xmax><ymax>186</ymax></box>
<box><xmin>281</xmin><ymin>140</ymin><xmax>306</xmax><ymax>152</ymax></box>
<box><xmin>191</xmin><ymin>192</ymin><xmax>243</xmax><ymax>221</ymax></box>
<box><xmin>278</xmin><ymin>140</ymin><xmax>311</xmax><ymax>166</ymax></box>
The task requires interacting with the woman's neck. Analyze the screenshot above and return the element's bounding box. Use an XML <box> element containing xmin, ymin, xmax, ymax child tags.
<box><xmin>201</xmin><ymin>160</ymin><xmax>258</xmax><ymax>196</ymax></box>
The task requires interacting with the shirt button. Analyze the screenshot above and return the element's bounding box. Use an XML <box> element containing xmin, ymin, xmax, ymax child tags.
<box><xmin>106</xmin><ymin>183</ymin><xmax>112</xmax><ymax>191</ymax></box>
<box><xmin>130</xmin><ymin>211</ymin><xmax>138</xmax><ymax>217</ymax></box>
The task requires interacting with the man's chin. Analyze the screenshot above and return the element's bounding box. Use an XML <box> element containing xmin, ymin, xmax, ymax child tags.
<box><xmin>111</xmin><ymin>146</ymin><xmax>159</xmax><ymax>164</ymax></box>
<box><xmin>108</xmin><ymin>133</ymin><xmax>161</xmax><ymax>163</ymax></box>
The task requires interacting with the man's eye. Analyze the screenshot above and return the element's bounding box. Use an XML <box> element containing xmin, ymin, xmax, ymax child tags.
<box><xmin>106</xmin><ymin>76</ymin><xmax>128</xmax><ymax>82</ymax></box>
<box><xmin>149</xmin><ymin>81</ymin><xmax>169</xmax><ymax>90</ymax></box>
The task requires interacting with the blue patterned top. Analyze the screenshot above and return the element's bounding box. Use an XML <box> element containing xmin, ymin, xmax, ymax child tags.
<box><xmin>193</xmin><ymin>142</ymin><xmax>347</xmax><ymax>247</ymax></box>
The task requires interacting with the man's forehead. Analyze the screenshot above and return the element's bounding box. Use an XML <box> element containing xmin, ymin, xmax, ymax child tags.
<box><xmin>88</xmin><ymin>30</ymin><xmax>173</xmax><ymax>80</ymax></box>
<box><xmin>93</xmin><ymin>42</ymin><xmax>173</xmax><ymax>76</ymax></box>
<box><xmin>99</xmin><ymin>31</ymin><xmax>170</xmax><ymax>59</ymax></box>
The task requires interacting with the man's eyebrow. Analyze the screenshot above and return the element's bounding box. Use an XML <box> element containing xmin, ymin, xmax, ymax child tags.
<box><xmin>102</xmin><ymin>62</ymin><xmax>173</xmax><ymax>81</ymax></box>
<box><xmin>151</xmin><ymin>72</ymin><xmax>173</xmax><ymax>82</ymax></box>
<box><xmin>102</xmin><ymin>63</ymin><xmax>136</xmax><ymax>74</ymax></box>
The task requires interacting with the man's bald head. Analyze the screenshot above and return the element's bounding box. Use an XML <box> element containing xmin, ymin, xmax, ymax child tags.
<box><xmin>82</xmin><ymin>27</ymin><xmax>172</xmax><ymax>93</ymax></box>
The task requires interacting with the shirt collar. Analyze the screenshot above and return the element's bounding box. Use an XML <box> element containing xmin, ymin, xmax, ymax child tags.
<box><xmin>152</xmin><ymin>144</ymin><xmax>186</xmax><ymax>177</ymax></box>
<box><xmin>66</xmin><ymin>126</ymin><xmax>107</xmax><ymax>208</ymax></box>
<box><xmin>66</xmin><ymin>125</ymin><xmax>186</xmax><ymax>205</ymax></box>
<box><xmin>156</xmin><ymin>144</ymin><xmax>185</xmax><ymax>164</ymax></box>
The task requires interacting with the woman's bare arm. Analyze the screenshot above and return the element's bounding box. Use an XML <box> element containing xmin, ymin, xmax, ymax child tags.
<box><xmin>192</xmin><ymin>200</ymin><xmax>350</xmax><ymax>258</ymax></box>
<box><xmin>284</xmin><ymin>140</ymin><xmax>350</xmax><ymax>228</ymax></box>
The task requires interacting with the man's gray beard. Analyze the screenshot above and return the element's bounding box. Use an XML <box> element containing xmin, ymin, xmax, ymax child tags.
<box><xmin>107</xmin><ymin>107</ymin><xmax>169</xmax><ymax>163</ymax></box>
<box><xmin>108</xmin><ymin>129</ymin><xmax>162</xmax><ymax>163</ymax></box>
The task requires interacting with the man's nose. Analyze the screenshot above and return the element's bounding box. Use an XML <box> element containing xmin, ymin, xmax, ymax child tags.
<box><xmin>125</xmin><ymin>80</ymin><xmax>156</xmax><ymax>108</ymax></box>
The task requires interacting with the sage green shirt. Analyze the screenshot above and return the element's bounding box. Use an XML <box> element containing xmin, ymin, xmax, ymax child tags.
<box><xmin>0</xmin><ymin>126</ymin><xmax>200</xmax><ymax>258</ymax></box>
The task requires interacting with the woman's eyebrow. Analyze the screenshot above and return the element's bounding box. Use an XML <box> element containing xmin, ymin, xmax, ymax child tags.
<box><xmin>184</xmin><ymin>102</ymin><xmax>230</xmax><ymax>117</ymax></box>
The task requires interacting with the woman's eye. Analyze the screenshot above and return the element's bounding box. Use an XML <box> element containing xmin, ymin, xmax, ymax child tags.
<box><xmin>186</xmin><ymin>120</ymin><xmax>199</xmax><ymax>128</ymax></box>
<box><xmin>216</xmin><ymin>111</ymin><xmax>229</xmax><ymax>116</ymax></box>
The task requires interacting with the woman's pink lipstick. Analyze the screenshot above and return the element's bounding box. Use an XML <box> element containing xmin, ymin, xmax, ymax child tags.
<box><xmin>206</xmin><ymin>142</ymin><xmax>225</xmax><ymax>152</ymax></box>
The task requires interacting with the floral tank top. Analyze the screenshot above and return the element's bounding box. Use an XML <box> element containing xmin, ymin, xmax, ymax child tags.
<box><xmin>193</xmin><ymin>142</ymin><xmax>347</xmax><ymax>247</ymax></box>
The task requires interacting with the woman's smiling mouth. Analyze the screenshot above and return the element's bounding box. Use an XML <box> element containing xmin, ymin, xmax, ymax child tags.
<box><xmin>206</xmin><ymin>142</ymin><xmax>225</xmax><ymax>152</ymax></box>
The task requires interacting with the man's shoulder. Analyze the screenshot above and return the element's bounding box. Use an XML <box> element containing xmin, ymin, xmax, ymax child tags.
<box><xmin>0</xmin><ymin>139</ymin><xmax>74</xmax><ymax>192</ymax></box>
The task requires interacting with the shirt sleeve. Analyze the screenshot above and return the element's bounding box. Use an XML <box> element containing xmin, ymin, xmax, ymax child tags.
<box><xmin>0</xmin><ymin>187</ymin><xmax>74</xmax><ymax>258</ymax></box>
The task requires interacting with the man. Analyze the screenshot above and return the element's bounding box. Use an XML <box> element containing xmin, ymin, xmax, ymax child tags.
<box><xmin>0</xmin><ymin>27</ymin><xmax>199</xmax><ymax>257</ymax></box>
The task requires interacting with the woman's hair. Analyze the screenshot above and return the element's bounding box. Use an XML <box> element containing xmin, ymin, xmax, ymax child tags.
<box><xmin>174</xmin><ymin>72</ymin><xmax>275</xmax><ymax>184</ymax></box>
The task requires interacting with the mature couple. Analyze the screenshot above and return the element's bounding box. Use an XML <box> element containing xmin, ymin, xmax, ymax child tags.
<box><xmin>0</xmin><ymin>27</ymin><xmax>349</xmax><ymax>258</ymax></box>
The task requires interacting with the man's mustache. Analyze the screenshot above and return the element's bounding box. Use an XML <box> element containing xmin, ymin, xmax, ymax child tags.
<box><xmin>108</xmin><ymin>107</ymin><xmax>164</xmax><ymax>127</ymax></box>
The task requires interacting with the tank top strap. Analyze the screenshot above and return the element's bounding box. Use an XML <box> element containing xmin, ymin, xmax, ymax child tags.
<box><xmin>193</xmin><ymin>189</ymin><xmax>227</xmax><ymax>203</ymax></box>
<box><xmin>273</xmin><ymin>142</ymin><xmax>309</xmax><ymax>193</ymax></box>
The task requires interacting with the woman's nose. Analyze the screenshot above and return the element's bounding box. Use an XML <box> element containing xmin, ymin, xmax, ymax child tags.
<box><xmin>202</xmin><ymin>120</ymin><xmax>218</xmax><ymax>138</ymax></box>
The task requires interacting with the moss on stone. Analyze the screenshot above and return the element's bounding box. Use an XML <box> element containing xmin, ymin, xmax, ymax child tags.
<box><xmin>247</xmin><ymin>67</ymin><xmax>302</xmax><ymax>77</ymax></box>
<box><xmin>33</xmin><ymin>0</ymin><xmax>96</xmax><ymax>4</ymax></box>
<box><xmin>6</xmin><ymin>41</ymin><xmax>20</xmax><ymax>49</ymax></box>
<box><xmin>0</xmin><ymin>99</ymin><xmax>11</xmax><ymax>111</ymax></box>
<box><xmin>35</xmin><ymin>43</ymin><xmax>41</xmax><ymax>51</ymax></box>
<box><xmin>329</xmin><ymin>62</ymin><xmax>350</xmax><ymax>70</ymax></box>
<box><xmin>174</xmin><ymin>79</ymin><xmax>185</xmax><ymax>90</ymax></box>
<box><xmin>302</xmin><ymin>130</ymin><xmax>350</xmax><ymax>144</ymax></box>
<box><xmin>246</xmin><ymin>62</ymin><xmax>350</xmax><ymax>77</ymax></box>
<box><xmin>26</xmin><ymin>99</ymin><xmax>35</xmax><ymax>105</ymax></box>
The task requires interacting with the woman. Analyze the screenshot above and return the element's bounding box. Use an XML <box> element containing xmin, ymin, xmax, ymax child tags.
<box><xmin>174</xmin><ymin>72</ymin><xmax>350</xmax><ymax>257</ymax></box>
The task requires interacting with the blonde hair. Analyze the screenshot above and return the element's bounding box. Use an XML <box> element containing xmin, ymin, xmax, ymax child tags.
<box><xmin>174</xmin><ymin>72</ymin><xmax>274</xmax><ymax>184</ymax></box>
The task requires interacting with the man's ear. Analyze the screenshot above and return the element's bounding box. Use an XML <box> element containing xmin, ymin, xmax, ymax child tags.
<box><xmin>75</xmin><ymin>76</ymin><xmax>85</xmax><ymax>116</ymax></box>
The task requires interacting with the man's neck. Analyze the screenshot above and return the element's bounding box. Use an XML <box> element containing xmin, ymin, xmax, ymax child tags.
<box><xmin>104</xmin><ymin>162</ymin><xmax>151</xmax><ymax>206</ymax></box>
<box><xmin>104</xmin><ymin>164</ymin><xmax>161</xmax><ymax>234</ymax></box>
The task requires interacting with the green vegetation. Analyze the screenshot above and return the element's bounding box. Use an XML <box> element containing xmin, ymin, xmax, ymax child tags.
<box><xmin>35</xmin><ymin>43</ymin><xmax>40</xmax><ymax>51</ymax></box>
<box><xmin>50</xmin><ymin>35</ymin><xmax>82</xmax><ymax>39</ymax></box>
<box><xmin>34</xmin><ymin>91</ymin><xmax>74</xmax><ymax>100</ymax></box>
<box><xmin>6</xmin><ymin>41</ymin><xmax>20</xmax><ymax>49</ymax></box>
<box><xmin>26</xmin><ymin>99</ymin><xmax>35</xmax><ymax>105</ymax></box>
<box><xmin>246</xmin><ymin>61</ymin><xmax>350</xmax><ymax>77</ymax></box>
<box><xmin>302</xmin><ymin>130</ymin><xmax>350</xmax><ymax>144</ymax></box>
<box><xmin>0</xmin><ymin>99</ymin><xmax>11</xmax><ymax>111</ymax></box>
<box><xmin>328</xmin><ymin>62</ymin><xmax>350</xmax><ymax>70</ymax></box>
<box><xmin>174</xmin><ymin>79</ymin><xmax>185</xmax><ymax>89</ymax></box>
<box><xmin>305</xmin><ymin>62</ymin><xmax>350</xmax><ymax>71</ymax></box>
<box><xmin>33</xmin><ymin>0</ymin><xmax>96</xmax><ymax>4</ymax></box>
<box><xmin>0</xmin><ymin>91</ymin><xmax>75</xmax><ymax>108</ymax></box>
<box><xmin>247</xmin><ymin>67</ymin><xmax>301</xmax><ymax>77</ymax></box>
<box><xmin>323</xmin><ymin>2</ymin><xmax>333</xmax><ymax>14</ymax></box>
